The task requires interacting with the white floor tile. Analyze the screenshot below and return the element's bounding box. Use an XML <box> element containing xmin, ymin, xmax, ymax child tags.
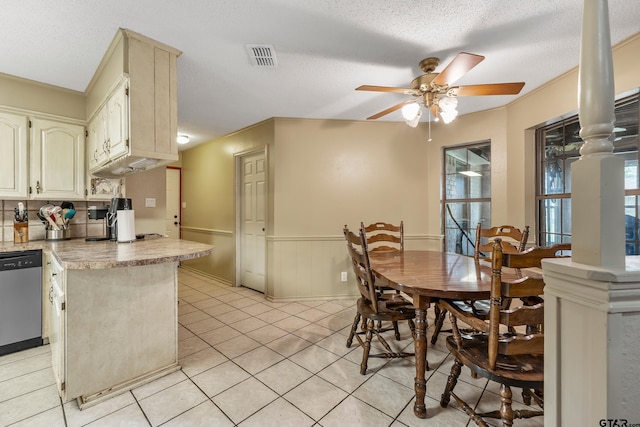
<box><xmin>64</xmin><ymin>390</ymin><xmax>137</xmax><ymax>427</ymax></box>
<box><xmin>162</xmin><ymin>400</ymin><xmax>234</xmax><ymax>427</ymax></box>
<box><xmin>239</xmin><ymin>397</ymin><xmax>315</xmax><ymax>427</ymax></box>
<box><xmin>254</xmin><ymin>359</ymin><xmax>313</xmax><ymax>395</ymax></box>
<box><xmin>284</xmin><ymin>376</ymin><xmax>348</xmax><ymax>421</ymax></box>
<box><xmin>212</xmin><ymin>377</ymin><xmax>278</xmax><ymax>424</ymax></box>
<box><xmin>318</xmin><ymin>395</ymin><xmax>393</xmax><ymax>427</ymax></box>
<box><xmin>191</xmin><ymin>360</ymin><xmax>250</xmax><ymax>397</ymax></box>
<box><xmin>137</xmin><ymin>379</ymin><xmax>208</xmax><ymax>426</ymax></box>
<box><xmin>0</xmin><ymin>384</ymin><xmax>60</xmax><ymax>426</ymax></box>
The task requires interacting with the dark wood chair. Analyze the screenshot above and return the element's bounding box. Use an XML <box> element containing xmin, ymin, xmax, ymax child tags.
<box><xmin>361</xmin><ymin>221</ymin><xmax>404</xmax><ymax>252</ymax></box>
<box><xmin>474</xmin><ymin>224</ymin><xmax>530</xmax><ymax>261</ymax></box>
<box><xmin>343</xmin><ymin>225</ymin><xmax>416</xmax><ymax>375</ymax></box>
<box><xmin>347</xmin><ymin>221</ymin><xmax>407</xmax><ymax>346</ymax></box>
<box><xmin>431</xmin><ymin>223</ymin><xmax>530</xmax><ymax>345</ymax></box>
<box><xmin>439</xmin><ymin>239</ymin><xmax>569</xmax><ymax>426</ymax></box>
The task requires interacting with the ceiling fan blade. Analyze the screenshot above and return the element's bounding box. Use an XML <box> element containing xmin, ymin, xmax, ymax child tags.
<box><xmin>432</xmin><ymin>52</ymin><xmax>485</xmax><ymax>87</ymax></box>
<box><xmin>366</xmin><ymin>99</ymin><xmax>416</xmax><ymax>120</ymax></box>
<box><xmin>449</xmin><ymin>82</ymin><xmax>525</xmax><ymax>96</ymax></box>
<box><xmin>356</xmin><ymin>85</ymin><xmax>420</xmax><ymax>96</ymax></box>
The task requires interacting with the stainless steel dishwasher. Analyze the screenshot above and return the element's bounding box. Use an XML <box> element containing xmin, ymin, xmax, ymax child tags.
<box><xmin>0</xmin><ymin>250</ymin><xmax>43</xmax><ymax>356</ymax></box>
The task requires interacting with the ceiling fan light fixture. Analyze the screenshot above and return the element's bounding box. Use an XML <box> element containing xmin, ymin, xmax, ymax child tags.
<box><xmin>405</xmin><ymin>108</ymin><xmax>422</xmax><ymax>127</ymax></box>
<box><xmin>438</xmin><ymin>96</ymin><xmax>459</xmax><ymax>124</ymax></box>
<box><xmin>401</xmin><ymin>102</ymin><xmax>421</xmax><ymax>121</ymax></box>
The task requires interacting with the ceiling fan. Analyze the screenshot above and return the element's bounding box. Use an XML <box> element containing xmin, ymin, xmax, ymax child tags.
<box><xmin>356</xmin><ymin>52</ymin><xmax>525</xmax><ymax>125</ymax></box>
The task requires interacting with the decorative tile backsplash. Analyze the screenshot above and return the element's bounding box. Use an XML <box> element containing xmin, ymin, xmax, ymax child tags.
<box><xmin>1</xmin><ymin>200</ymin><xmax>110</xmax><ymax>242</ymax></box>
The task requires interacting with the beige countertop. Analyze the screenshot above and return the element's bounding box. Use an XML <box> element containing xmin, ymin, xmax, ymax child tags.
<box><xmin>0</xmin><ymin>236</ymin><xmax>212</xmax><ymax>269</ymax></box>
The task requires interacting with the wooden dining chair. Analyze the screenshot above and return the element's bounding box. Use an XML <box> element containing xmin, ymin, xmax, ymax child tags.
<box><xmin>474</xmin><ymin>224</ymin><xmax>530</xmax><ymax>260</ymax></box>
<box><xmin>347</xmin><ymin>221</ymin><xmax>407</xmax><ymax>346</ymax></box>
<box><xmin>431</xmin><ymin>223</ymin><xmax>530</xmax><ymax>345</ymax></box>
<box><xmin>343</xmin><ymin>226</ymin><xmax>416</xmax><ymax>375</ymax></box>
<box><xmin>439</xmin><ymin>239</ymin><xmax>569</xmax><ymax>426</ymax></box>
<box><xmin>361</xmin><ymin>221</ymin><xmax>404</xmax><ymax>252</ymax></box>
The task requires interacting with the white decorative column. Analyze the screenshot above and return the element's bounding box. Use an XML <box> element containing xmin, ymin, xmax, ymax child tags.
<box><xmin>543</xmin><ymin>0</ymin><xmax>640</xmax><ymax>425</ymax></box>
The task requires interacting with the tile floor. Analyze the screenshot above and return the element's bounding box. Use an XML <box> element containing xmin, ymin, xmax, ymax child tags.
<box><xmin>0</xmin><ymin>268</ymin><xmax>544</xmax><ymax>426</ymax></box>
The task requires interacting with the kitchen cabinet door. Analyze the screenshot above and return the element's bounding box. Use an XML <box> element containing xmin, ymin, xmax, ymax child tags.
<box><xmin>0</xmin><ymin>110</ymin><xmax>29</xmax><ymax>198</ymax></box>
<box><xmin>49</xmin><ymin>255</ymin><xmax>66</xmax><ymax>397</ymax></box>
<box><xmin>41</xmin><ymin>251</ymin><xmax>53</xmax><ymax>343</ymax></box>
<box><xmin>87</xmin><ymin>105</ymin><xmax>108</xmax><ymax>170</ymax></box>
<box><xmin>105</xmin><ymin>81</ymin><xmax>129</xmax><ymax>161</ymax></box>
<box><xmin>30</xmin><ymin>118</ymin><xmax>85</xmax><ymax>200</ymax></box>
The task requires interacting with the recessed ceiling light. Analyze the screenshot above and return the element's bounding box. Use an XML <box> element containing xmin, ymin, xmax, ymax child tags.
<box><xmin>177</xmin><ymin>135</ymin><xmax>189</xmax><ymax>145</ymax></box>
<box><xmin>459</xmin><ymin>171</ymin><xmax>482</xmax><ymax>177</ymax></box>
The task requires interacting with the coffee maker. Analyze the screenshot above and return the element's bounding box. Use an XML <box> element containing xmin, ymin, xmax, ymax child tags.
<box><xmin>107</xmin><ymin>197</ymin><xmax>132</xmax><ymax>241</ymax></box>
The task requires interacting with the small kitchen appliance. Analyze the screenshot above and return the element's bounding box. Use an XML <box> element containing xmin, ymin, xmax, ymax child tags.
<box><xmin>107</xmin><ymin>197</ymin><xmax>134</xmax><ymax>242</ymax></box>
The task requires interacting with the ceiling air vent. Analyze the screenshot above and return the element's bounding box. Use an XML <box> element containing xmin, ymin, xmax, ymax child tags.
<box><xmin>246</xmin><ymin>44</ymin><xmax>278</xmax><ymax>67</ymax></box>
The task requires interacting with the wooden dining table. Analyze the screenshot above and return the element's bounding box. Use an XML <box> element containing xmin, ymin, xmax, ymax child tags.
<box><xmin>368</xmin><ymin>250</ymin><xmax>494</xmax><ymax>419</ymax></box>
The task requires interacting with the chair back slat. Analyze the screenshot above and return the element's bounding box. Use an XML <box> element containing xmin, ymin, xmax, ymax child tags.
<box><xmin>501</xmin><ymin>278</ymin><xmax>545</xmax><ymax>299</ymax></box>
<box><xmin>497</xmin><ymin>335</ymin><xmax>544</xmax><ymax>356</ymax></box>
<box><xmin>475</xmin><ymin>223</ymin><xmax>529</xmax><ymax>260</ymax></box>
<box><xmin>344</xmin><ymin>226</ymin><xmax>379</xmax><ymax>313</ymax></box>
<box><xmin>361</xmin><ymin>221</ymin><xmax>404</xmax><ymax>252</ymax></box>
<box><xmin>503</xmin><ymin>243</ymin><xmax>571</xmax><ymax>268</ymax></box>
<box><xmin>500</xmin><ymin>304</ymin><xmax>544</xmax><ymax>327</ymax></box>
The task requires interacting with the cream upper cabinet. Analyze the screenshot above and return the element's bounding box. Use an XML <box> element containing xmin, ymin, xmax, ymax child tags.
<box><xmin>30</xmin><ymin>117</ymin><xmax>85</xmax><ymax>200</ymax></box>
<box><xmin>87</xmin><ymin>79</ymin><xmax>129</xmax><ymax>171</ymax></box>
<box><xmin>105</xmin><ymin>81</ymin><xmax>129</xmax><ymax>162</ymax></box>
<box><xmin>0</xmin><ymin>110</ymin><xmax>29</xmax><ymax>198</ymax></box>
<box><xmin>86</xmin><ymin>29</ymin><xmax>181</xmax><ymax>178</ymax></box>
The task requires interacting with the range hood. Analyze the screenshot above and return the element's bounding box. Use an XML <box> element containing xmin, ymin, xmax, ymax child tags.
<box><xmin>91</xmin><ymin>153</ymin><xmax>177</xmax><ymax>178</ymax></box>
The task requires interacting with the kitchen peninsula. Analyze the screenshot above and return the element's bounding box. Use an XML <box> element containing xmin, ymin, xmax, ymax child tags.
<box><xmin>2</xmin><ymin>237</ymin><xmax>212</xmax><ymax>409</ymax></box>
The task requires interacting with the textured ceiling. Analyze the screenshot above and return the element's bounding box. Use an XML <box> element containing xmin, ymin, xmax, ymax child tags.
<box><xmin>1</xmin><ymin>0</ymin><xmax>639</xmax><ymax>148</ymax></box>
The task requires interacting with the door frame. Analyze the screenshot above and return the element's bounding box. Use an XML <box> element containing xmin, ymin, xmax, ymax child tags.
<box><xmin>234</xmin><ymin>146</ymin><xmax>269</xmax><ymax>290</ymax></box>
<box><xmin>166</xmin><ymin>166</ymin><xmax>182</xmax><ymax>239</ymax></box>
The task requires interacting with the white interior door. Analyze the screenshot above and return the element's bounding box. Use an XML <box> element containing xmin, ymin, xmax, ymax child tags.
<box><xmin>240</xmin><ymin>151</ymin><xmax>266</xmax><ymax>292</ymax></box>
<box><xmin>166</xmin><ymin>168</ymin><xmax>181</xmax><ymax>239</ymax></box>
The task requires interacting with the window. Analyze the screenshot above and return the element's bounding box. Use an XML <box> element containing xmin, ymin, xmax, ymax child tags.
<box><xmin>536</xmin><ymin>94</ymin><xmax>640</xmax><ymax>252</ymax></box>
<box><xmin>443</xmin><ymin>141</ymin><xmax>491</xmax><ymax>255</ymax></box>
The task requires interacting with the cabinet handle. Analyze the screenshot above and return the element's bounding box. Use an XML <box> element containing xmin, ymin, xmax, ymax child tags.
<box><xmin>36</xmin><ymin>180</ymin><xmax>41</xmax><ymax>194</ymax></box>
<box><xmin>49</xmin><ymin>285</ymin><xmax>53</xmax><ymax>304</ymax></box>
<box><xmin>107</xmin><ymin>138</ymin><xmax>111</xmax><ymax>152</ymax></box>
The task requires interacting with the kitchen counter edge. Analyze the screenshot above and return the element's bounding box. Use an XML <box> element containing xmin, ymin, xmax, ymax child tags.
<box><xmin>0</xmin><ymin>237</ymin><xmax>213</xmax><ymax>269</ymax></box>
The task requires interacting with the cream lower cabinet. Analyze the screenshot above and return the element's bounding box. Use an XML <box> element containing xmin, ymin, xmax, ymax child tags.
<box><xmin>0</xmin><ymin>110</ymin><xmax>29</xmax><ymax>198</ymax></box>
<box><xmin>30</xmin><ymin>117</ymin><xmax>85</xmax><ymax>200</ymax></box>
<box><xmin>48</xmin><ymin>261</ymin><xmax>179</xmax><ymax>408</ymax></box>
<box><xmin>48</xmin><ymin>253</ymin><xmax>65</xmax><ymax>396</ymax></box>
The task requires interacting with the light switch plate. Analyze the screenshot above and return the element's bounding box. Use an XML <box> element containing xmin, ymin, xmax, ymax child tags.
<box><xmin>145</xmin><ymin>198</ymin><xmax>156</xmax><ymax>208</ymax></box>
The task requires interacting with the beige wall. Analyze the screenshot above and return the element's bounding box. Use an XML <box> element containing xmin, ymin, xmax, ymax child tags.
<box><xmin>126</xmin><ymin>166</ymin><xmax>167</xmax><ymax>235</ymax></box>
<box><xmin>180</xmin><ymin>120</ymin><xmax>275</xmax><ymax>284</ymax></box>
<box><xmin>180</xmin><ymin>33</ymin><xmax>640</xmax><ymax>299</ymax></box>
<box><xmin>0</xmin><ymin>73</ymin><xmax>85</xmax><ymax>119</ymax></box>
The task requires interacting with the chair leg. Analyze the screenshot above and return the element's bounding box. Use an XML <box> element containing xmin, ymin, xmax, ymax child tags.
<box><xmin>499</xmin><ymin>384</ymin><xmax>514</xmax><ymax>427</ymax></box>
<box><xmin>431</xmin><ymin>308</ymin><xmax>448</xmax><ymax>345</ymax></box>
<box><xmin>346</xmin><ymin>312</ymin><xmax>360</xmax><ymax>348</ymax></box>
<box><xmin>393</xmin><ymin>321</ymin><xmax>401</xmax><ymax>340</ymax></box>
<box><xmin>440</xmin><ymin>358</ymin><xmax>463</xmax><ymax>407</ymax></box>
<box><xmin>522</xmin><ymin>388</ymin><xmax>531</xmax><ymax>405</ymax></box>
<box><xmin>360</xmin><ymin>318</ymin><xmax>374</xmax><ymax>375</ymax></box>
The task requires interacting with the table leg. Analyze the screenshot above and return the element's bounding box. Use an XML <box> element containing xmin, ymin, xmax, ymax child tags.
<box><xmin>413</xmin><ymin>306</ymin><xmax>428</xmax><ymax>418</ymax></box>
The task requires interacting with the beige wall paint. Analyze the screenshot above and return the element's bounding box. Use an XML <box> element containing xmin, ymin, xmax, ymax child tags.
<box><xmin>0</xmin><ymin>73</ymin><xmax>85</xmax><ymax>119</ymax></box>
<box><xmin>126</xmin><ymin>166</ymin><xmax>167</xmax><ymax>235</ymax></box>
<box><xmin>180</xmin><ymin>33</ymin><xmax>640</xmax><ymax>299</ymax></box>
<box><xmin>179</xmin><ymin>120</ymin><xmax>275</xmax><ymax>282</ymax></box>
